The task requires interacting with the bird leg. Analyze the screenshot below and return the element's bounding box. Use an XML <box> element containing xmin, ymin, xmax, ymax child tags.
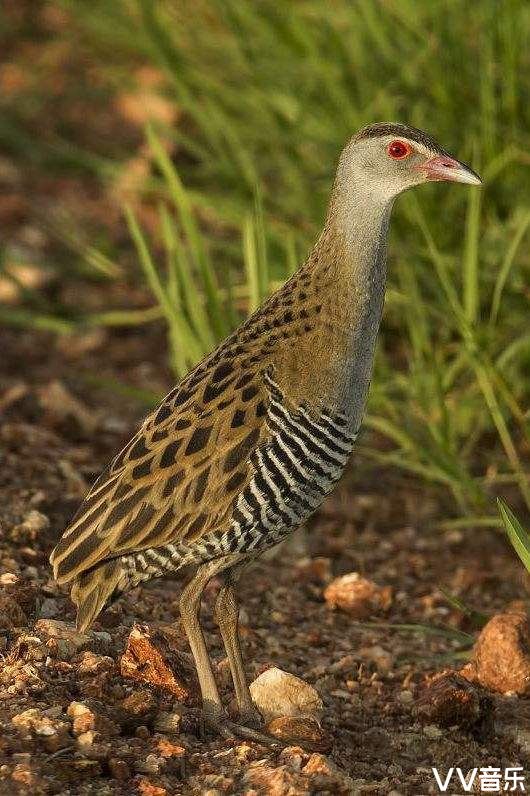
<box><xmin>213</xmin><ymin>566</ymin><xmax>261</xmax><ymax>728</ymax></box>
<box><xmin>180</xmin><ymin>555</ymin><xmax>277</xmax><ymax>745</ymax></box>
<box><xmin>210</xmin><ymin>563</ymin><xmax>280</xmax><ymax>746</ymax></box>
<box><xmin>179</xmin><ymin>559</ymin><xmax>227</xmax><ymax>721</ymax></box>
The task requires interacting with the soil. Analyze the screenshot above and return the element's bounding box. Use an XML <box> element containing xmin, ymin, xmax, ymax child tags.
<box><xmin>0</xmin><ymin>323</ymin><xmax>528</xmax><ymax>795</ymax></box>
<box><xmin>1</xmin><ymin>4</ymin><xmax>529</xmax><ymax>791</ymax></box>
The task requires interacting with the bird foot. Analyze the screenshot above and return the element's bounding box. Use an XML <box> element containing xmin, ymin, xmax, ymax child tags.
<box><xmin>199</xmin><ymin>710</ymin><xmax>279</xmax><ymax>747</ymax></box>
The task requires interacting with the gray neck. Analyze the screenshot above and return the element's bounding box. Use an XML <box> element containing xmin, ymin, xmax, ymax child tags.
<box><xmin>321</xmin><ymin>186</ymin><xmax>394</xmax><ymax>428</ymax></box>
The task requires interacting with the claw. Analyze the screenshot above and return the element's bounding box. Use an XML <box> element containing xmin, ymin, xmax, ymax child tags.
<box><xmin>201</xmin><ymin>712</ymin><xmax>280</xmax><ymax>747</ymax></box>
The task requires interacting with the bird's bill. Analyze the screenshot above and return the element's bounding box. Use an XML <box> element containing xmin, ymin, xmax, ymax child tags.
<box><xmin>418</xmin><ymin>154</ymin><xmax>482</xmax><ymax>185</ymax></box>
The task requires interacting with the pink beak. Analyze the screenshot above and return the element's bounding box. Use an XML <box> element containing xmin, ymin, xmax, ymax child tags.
<box><xmin>418</xmin><ymin>154</ymin><xmax>482</xmax><ymax>186</ymax></box>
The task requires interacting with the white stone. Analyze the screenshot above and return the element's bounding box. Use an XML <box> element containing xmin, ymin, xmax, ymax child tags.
<box><xmin>249</xmin><ymin>667</ymin><xmax>323</xmax><ymax>723</ymax></box>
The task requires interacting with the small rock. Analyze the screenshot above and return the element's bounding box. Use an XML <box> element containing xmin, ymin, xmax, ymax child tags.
<box><xmin>465</xmin><ymin>604</ymin><xmax>530</xmax><ymax>695</ymax></box>
<box><xmin>423</xmin><ymin>724</ymin><xmax>443</xmax><ymax>739</ymax></box>
<box><xmin>38</xmin><ymin>598</ymin><xmax>60</xmax><ymax>619</ymax></box>
<box><xmin>249</xmin><ymin>667</ymin><xmax>323</xmax><ymax>722</ymax></box>
<box><xmin>121</xmin><ymin>689</ymin><xmax>158</xmax><ymax>718</ymax></box>
<box><xmin>153</xmin><ymin>710</ymin><xmax>183</xmax><ymax>735</ymax></box>
<box><xmin>77</xmin><ymin>651</ymin><xmax>114</xmax><ymax>676</ymax></box>
<box><xmin>157</xmin><ymin>738</ymin><xmax>185</xmax><ymax>759</ymax></box>
<box><xmin>294</xmin><ymin>557</ymin><xmax>332</xmax><ymax>584</ymax></box>
<box><xmin>357</xmin><ymin>644</ymin><xmax>394</xmax><ymax>673</ymax></box>
<box><xmin>34</xmin><ymin>619</ymin><xmax>90</xmax><ymax>659</ymax></box>
<box><xmin>76</xmin><ymin>730</ymin><xmax>96</xmax><ymax>749</ymax></box>
<box><xmin>37</xmin><ymin>380</ymin><xmax>98</xmax><ymax>435</ymax></box>
<box><xmin>323</xmin><ymin>573</ymin><xmax>392</xmax><ymax>618</ymax></box>
<box><xmin>414</xmin><ymin>671</ymin><xmax>492</xmax><ymax>730</ymax></box>
<box><xmin>20</xmin><ymin>510</ymin><xmax>50</xmax><ymax>535</ymax></box>
<box><xmin>302</xmin><ymin>753</ymin><xmax>354</xmax><ymax>789</ymax></box>
<box><xmin>135</xmin><ymin>753</ymin><xmax>162</xmax><ymax>774</ymax></box>
<box><xmin>92</xmin><ymin>630</ymin><xmax>112</xmax><ymax>644</ymax></box>
<box><xmin>278</xmin><ymin>745</ymin><xmax>306</xmax><ymax>771</ymax></box>
<box><xmin>108</xmin><ymin>758</ymin><xmax>131</xmax><ymax>781</ymax></box>
<box><xmin>120</xmin><ymin>625</ymin><xmax>189</xmax><ymax>700</ymax></box>
<box><xmin>11</xmin><ymin>708</ymin><xmax>70</xmax><ymax>750</ymax></box>
<box><xmin>137</xmin><ymin>779</ymin><xmax>167</xmax><ymax>796</ymax></box>
<box><xmin>267</xmin><ymin>716</ymin><xmax>331</xmax><ymax>752</ymax></box>
<box><xmin>67</xmin><ymin>702</ymin><xmax>95</xmax><ymax>735</ymax></box>
<box><xmin>0</xmin><ymin>573</ymin><xmax>18</xmax><ymax>586</ymax></box>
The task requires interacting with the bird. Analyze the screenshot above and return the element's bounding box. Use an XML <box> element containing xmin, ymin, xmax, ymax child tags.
<box><xmin>50</xmin><ymin>123</ymin><xmax>481</xmax><ymax>741</ymax></box>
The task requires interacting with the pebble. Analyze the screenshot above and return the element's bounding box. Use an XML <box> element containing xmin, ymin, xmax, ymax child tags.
<box><xmin>38</xmin><ymin>598</ymin><xmax>60</xmax><ymax>619</ymax></box>
<box><xmin>120</xmin><ymin>689</ymin><xmax>158</xmax><ymax>717</ymax></box>
<box><xmin>34</xmin><ymin>619</ymin><xmax>90</xmax><ymax>659</ymax></box>
<box><xmin>323</xmin><ymin>572</ymin><xmax>392</xmax><ymax>618</ymax></box>
<box><xmin>294</xmin><ymin>556</ymin><xmax>332</xmax><ymax>583</ymax></box>
<box><xmin>120</xmin><ymin>625</ymin><xmax>189</xmax><ymax>700</ymax></box>
<box><xmin>414</xmin><ymin>671</ymin><xmax>490</xmax><ymax>730</ymax></box>
<box><xmin>20</xmin><ymin>510</ymin><xmax>50</xmax><ymax>535</ymax></box>
<box><xmin>465</xmin><ymin>603</ymin><xmax>530</xmax><ymax>695</ymax></box>
<box><xmin>267</xmin><ymin>716</ymin><xmax>331</xmax><ymax>751</ymax></box>
<box><xmin>302</xmin><ymin>753</ymin><xmax>354</xmax><ymax>789</ymax></box>
<box><xmin>153</xmin><ymin>710</ymin><xmax>182</xmax><ymax>735</ymax></box>
<box><xmin>108</xmin><ymin>758</ymin><xmax>131</xmax><ymax>781</ymax></box>
<box><xmin>249</xmin><ymin>667</ymin><xmax>323</xmax><ymax>722</ymax></box>
<box><xmin>423</xmin><ymin>724</ymin><xmax>443</xmax><ymax>739</ymax></box>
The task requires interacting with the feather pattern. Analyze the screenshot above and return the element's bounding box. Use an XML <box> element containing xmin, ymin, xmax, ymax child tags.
<box><xmin>49</xmin><ymin>251</ymin><xmax>359</xmax><ymax>628</ymax></box>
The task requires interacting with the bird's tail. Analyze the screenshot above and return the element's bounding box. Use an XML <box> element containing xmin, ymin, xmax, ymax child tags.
<box><xmin>71</xmin><ymin>559</ymin><xmax>125</xmax><ymax>632</ymax></box>
<box><xmin>70</xmin><ymin>543</ymin><xmax>209</xmax><ymax>632</ymax></box>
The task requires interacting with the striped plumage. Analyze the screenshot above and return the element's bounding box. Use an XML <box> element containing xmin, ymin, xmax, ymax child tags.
<box><xmin>50</xmin><ymin>123</ymin><xmax>480</xmax><ymax>738</ymax></box>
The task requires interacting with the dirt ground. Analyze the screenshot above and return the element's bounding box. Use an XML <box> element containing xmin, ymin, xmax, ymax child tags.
<box><xmin>1</xmin><ymin>5</ymin><xmax>529</xmax><ymax>791</ymax></box>
<box><xmin>0</xmin><ymin>323</ymin><xmax>528</xmax><ymax>795</ymax></box>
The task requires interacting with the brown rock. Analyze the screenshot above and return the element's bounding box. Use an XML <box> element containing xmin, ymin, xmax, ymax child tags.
<box><xmin>157</xmin><ymin>738</ymin><xmax>185</xmax><ymax>759</ymax></box>
<box><xmin>414</xmin><ymin>671</ymin><xmax>492</xmax><ymax>730</ymax></box>
<box><xmin>11</xmin><ymin>708</ymin><xmax>71</xmax><ymax>751</ymax></box>
<box><xmin>37</xmin><ymin>380</ymin><xmax>98</xmax><ymax>435</ymax></box>
<box><xmin>77</xmin><ymin>651</ymin><xmax>115</xmax><ymax>676</ymax></box>
<box><xmin>267</xmin><ymin>716</ymin><xmax>332</xmax><ymax>752</ymax></box>
<box><xmin>34</xmin><ymin>619</ymin><xmax>90</xmax><ymax>659</ymax></box>
<box><xmin>294</xmin><ymin>557</ymin><xmax>332</xmax><ymax>584</ymax></box>
<box><xmin>467</xmin><ymin>604</ymin><xmax>530</xmax><ymax>695</ymax></box>
<box><xmin>67</xmin><ymin>700</ymin><xmax>119</xmax><ymax>738</ymax></box>
<box><xmin>121</xmin><ymin>689</ymin><xmax>158</xmax><ymax>718</ymax></box>
<box><xmin>323</xmin><ymin>573</ymin><xmax>392</xmax><ymax>618</ymax></box>
<box><xmin>278</xmin><ymin>745</ymin><xmax>306</xmax><ymax>771</ymax></box>
<box><xmin>67</xmin><ymin>701</ymin><xmax>96</xmax><ymax>735</ymax></box>
<box><xmin>302</xmin><ymin>754</ymin><xmax>356</xmax><ymax>793</ymax></box>
<box><xmin>137</xmin><ymin>780</ymin><xmax>167</xmax><ymax>796</ymax></box>
<box><xmin>249</xmin><ymin>667</ymin><xmax>323</xmax><ymax>722</ymax></box>
<box><xmin>243</xmin><ymin>763</ymin><xmax>300</xmax><ymax>795</ymax></box>
<box><xmin>153</xmin><ymin>710</ymin><xmax>183</xmax><ymax>735</ymax></box>
<box><xmin>108</xmin><ymin>758</ymin><xmax>131</xmax><ymax>781</ymax></box>
<box><xmin>120</xmin><ymin>625</ymin><xmax>189</xmax><ymax>700</ymax></box>
<box><xmin>0</xmin><ymin>592</ymin><xmax>27</xmax><ymax>630</ymax></box>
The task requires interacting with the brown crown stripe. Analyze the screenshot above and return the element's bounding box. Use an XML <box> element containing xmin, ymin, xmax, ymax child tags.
<box><xmin>353</xmin><ymin>122</ymin><xmax>440</xmax><ymax>151</ymax></box>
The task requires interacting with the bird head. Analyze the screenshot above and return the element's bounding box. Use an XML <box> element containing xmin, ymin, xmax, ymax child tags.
<box><xmin>337</xmin><ymin>122</ymin><xmax>482</xmax><ymax>201</ymax></box>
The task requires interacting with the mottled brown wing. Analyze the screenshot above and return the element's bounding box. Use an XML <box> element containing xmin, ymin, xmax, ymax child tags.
<box><xmin>50</xmin><ymin>348</ymin><xmax>270</xmax><ymax>585</ymax></box>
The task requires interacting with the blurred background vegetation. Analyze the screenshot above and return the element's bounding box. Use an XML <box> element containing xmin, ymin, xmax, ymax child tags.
<box><xmin>1</xmin><ymin>0</ymin><xmax>529</xmax><ymax>524</ymax></box>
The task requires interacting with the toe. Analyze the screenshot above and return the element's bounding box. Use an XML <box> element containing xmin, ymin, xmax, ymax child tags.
<box><xmin>238</xmin><ymin>705</ymin><xmax>263</xmax><ymax>730</ymax></box>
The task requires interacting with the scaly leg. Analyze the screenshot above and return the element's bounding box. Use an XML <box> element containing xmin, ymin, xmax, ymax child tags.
<box><xmin>179</xmin><ymin>554</ymin><xmax>276</xmax><ymax>745</ymax></box>
<box><xmin>179</xmin><ymin>558</ymin><xmax>230</xmax><ymax>720</ymax></box>
<box><xmin>213</xmin><ymin>561</ymin><xmax>262</xmax><ymax>727</ymax></box>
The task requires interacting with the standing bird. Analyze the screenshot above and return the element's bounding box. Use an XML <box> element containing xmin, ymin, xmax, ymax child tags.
<box><xmin>50</xmin><ymin>123</ymin><xmax>481</xmax><ymax>739</ymax></box>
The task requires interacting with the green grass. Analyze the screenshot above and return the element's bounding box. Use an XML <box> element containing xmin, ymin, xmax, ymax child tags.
<box><xmin>498</xmin><ymin>498</ymin><xmax>530</xmax><ymax>573</ymax></box>
<box><xmin>3</xmin><ymin>0</ymin><xmax>530</xmax><ymax>521</ymax></box>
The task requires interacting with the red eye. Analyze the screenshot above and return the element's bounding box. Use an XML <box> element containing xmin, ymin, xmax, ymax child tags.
<box><xmin>387</xmin><ymin>140</ymin><xmax>411</xmax><ymax>159</ymax></box>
